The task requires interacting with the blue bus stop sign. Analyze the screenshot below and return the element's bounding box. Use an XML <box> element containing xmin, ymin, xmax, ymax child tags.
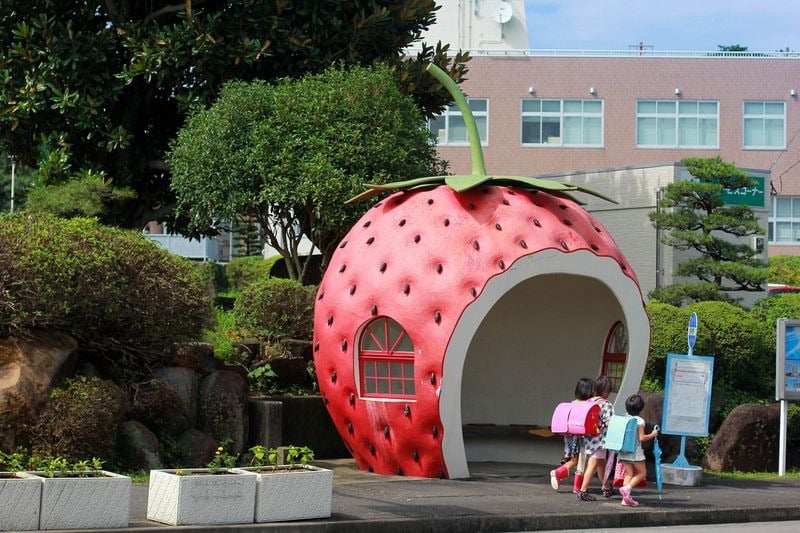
<box><xmin>688</xmin><ymin>312</ymin><xmax>698</xmax><ymax>351</ymax></box>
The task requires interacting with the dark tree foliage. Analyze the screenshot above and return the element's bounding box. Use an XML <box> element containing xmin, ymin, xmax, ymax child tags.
<box><xmin>0</xmin><ymin>1</ymin><xmax>469</xmax><ymax>229</ymax></box>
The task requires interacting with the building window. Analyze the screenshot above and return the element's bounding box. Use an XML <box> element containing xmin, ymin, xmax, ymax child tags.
<box><xmin>429</xmin><ymin>98</ymin><xmax>488</xmax><ymax>146</ymax></box>
<box><xmin>359</xmin><ymin>317</ymin><xmax>415</xmax><ymax>399</ymax></box>
<box><xmin>744</xmin><ymin>101</ymin><xmax>785</xmax><ymax>149</ymax></box>
<box><xmin>521</xmin><ymin>99</ymin><xmax>603</xmax><ymax>147</ymax></box>
<box><xmin>636</xmin><ymin>100</ymin><xmax>718</xmax><ymax>148</ymax></box>
<box><xmin>769</xmin><ymin>196</ymin><xmax>800</xmax><ymax>244</ymax></box>
<box><xmin>601</xmin><ymin>322</ymin><xmax>627</xmax><ymax>393</ymax></box>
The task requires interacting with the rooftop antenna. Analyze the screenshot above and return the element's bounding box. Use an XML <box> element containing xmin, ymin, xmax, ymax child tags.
<box><xmin>628</xmin><ymin>41</ymin><xmax>653</xmax><ymax>55</ymax></box>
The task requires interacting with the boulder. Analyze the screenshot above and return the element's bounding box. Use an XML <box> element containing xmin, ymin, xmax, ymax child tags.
<box><xmin>199</xmin><ymin>370</ymin><xmax>249</xmax><ymax>453</ymax></box>
<box><xmin>0</xmin><ymin>331</ymin><xmax>78</xmax><ymax>450</ymax></box>
<box><xmin>703</xmin><ymin>403</ymin><xmax>780</xmax><ymax>472</ymax></box>
<box><xmin>119</xmin><ymin>420</ymin><xmax>162</xmax><ymax>470</ymax></box>
<box><xmin>153</xmin><ymin>367</ymin><xmax>199</xmax><ymax>425</ymax></box>
<box><xmin>248</xmin><ymin>398</ymin><xmax>282</xmax><ymax>449</ymax></box>
<box><xmin>177</xmin><ymin>428</ymin><xmax>219</xmax><ymax>467</ymax></box>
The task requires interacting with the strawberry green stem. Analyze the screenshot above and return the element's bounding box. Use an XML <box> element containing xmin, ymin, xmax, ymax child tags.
<box><xmin>425</xmin><ymin>63</ymin><xmax>487</xmax><ymax>177</ymax></box>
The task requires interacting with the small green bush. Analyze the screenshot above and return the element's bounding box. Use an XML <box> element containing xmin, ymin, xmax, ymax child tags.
<box><xmin>644</xmin><ymin>301</ymin><xmax>690</xmax><ymax>389</ymax></box>
<box><xmin>0</xmin><ymin>213</ymin><xmax>213</xmax><ymax>370</ymax></box>
<box><xmin>225</xmin><ymin>256</ymin><xmax>279</xmax><ymax>292</ymax></box>
<box><xmin>190</xmin><ymin>260</ymin><xmax>229</xmax><ymax>295</ymax></box>
<box><xmin>202</xmin><ymin>307</ymin><xmax>240</xmax><ymax>362</ymax></box>
<box><xmin>29</xmin><ymin>377</ymin><xmax>126</xmax><ymax>463</ymax></box>
<box><xmin>769</xmin><ymin>255</ymin><xmax>800</xmax><ymax>287</ymax></box>
<box><xmin>234</xmin><ymin>277</ymin><xmax>315</xmax><ymax>342</ymax></box>
<box><xmin>749</xmin><ymin>293</ymin><xmax>800</xmax><ymax>352</ymax></box>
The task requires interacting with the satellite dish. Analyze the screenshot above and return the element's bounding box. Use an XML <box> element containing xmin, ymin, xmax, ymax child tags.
<box><xmin>494</xmin><ymin>1</ymin><xmax>513</xmax><ymax>24</ymax></box>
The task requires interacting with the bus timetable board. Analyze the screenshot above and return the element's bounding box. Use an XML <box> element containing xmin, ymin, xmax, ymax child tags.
<box><xmin>776</xmin><ymin>318</ymin><xmax>800</xmax><ymax>401</ymax></box>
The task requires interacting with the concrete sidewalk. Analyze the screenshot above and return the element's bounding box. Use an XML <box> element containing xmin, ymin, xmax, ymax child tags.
<box><xmin>109</xmin><ymin>459</ymin><xmax>800</xmax><ymax>532</ymax></box>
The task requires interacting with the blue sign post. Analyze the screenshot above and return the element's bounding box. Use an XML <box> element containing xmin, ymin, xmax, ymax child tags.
<box><xmin>662</xmin><ymin>313</ymin><xmax>714</xmax><ymax>470</ymax></box>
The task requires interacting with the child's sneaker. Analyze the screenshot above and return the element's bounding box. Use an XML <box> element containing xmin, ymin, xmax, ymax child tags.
<box><xmin>549</xmin><ymin>470</ymin><xmax>559</xmax><ymax>490</ymax></box>
<box><xmin>576</xmin><ymin>490</ymin><xmax>596</xmax><ymax>502</ymax></box>
<box><xmin>619</xmin><ymin>485</ymin><xmax>637</xmax><ymax>506</ymax></box>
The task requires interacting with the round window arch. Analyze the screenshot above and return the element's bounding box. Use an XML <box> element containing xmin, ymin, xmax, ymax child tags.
<box><xmin>358</xmin><ymin>316</ymin><xmax>416</xmax><ymax>399</ymax></box>
<box><xmin>602</xmin><ymin>321</ymin><xmax>628</xmax><ymax>392</ymax></box>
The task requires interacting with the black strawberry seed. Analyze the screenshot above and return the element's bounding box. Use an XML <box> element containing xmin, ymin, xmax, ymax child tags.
<box><xmin>331</xmin><ymin>370</ymin><xmax>337</xmax><ymax>383</ymax></box>
<box><xmin>314</xmin><ymin>342</ymin><xmax>319</xmax><ymax>352</ymax></box>
<box><xmin>371</xmin><ymin>304</ymin><xmax>378</xmax><ymax>316</ymax></box>
<box><xmin>369</xmin><ymin>444</ymin><xmax>375</xmax><ymax>455</ymax></box>
<box><xmin>436</xmin><ymin>264</ymin><xmax>443</xmax><ymax>274</ymax></box>
<box><xmin>591</xmin><ymin>244</ymin><xmax>599</xmax><ymax>251</ymax></box>
<box><xmin>495</xmin><ymin>223</ymin><xmax>502</xmax><ymax>231</ymax></box>
<box><xmin>559</xmin><ymin>204</ymin><xmax>568</xmax><ymax>210</ymax></box>
<box><xmin>318</xmin><ymin>291</ymin><xmax>324</xmax><ymax>300</ymax></box>
<box><xmin>339</xmin><ymin>264</ymin><xmax>346</xmax><ymax>273</ymax></box>
<box><xmin>384</xmin><ymin>426</ymin><xmax>390</xmax><ymax>438</ymax></box>
<box><xmin>468</xmin><ymin>203</ymin><xmax>475</xmax><ymax>210</ymax></box>
<box><xmin>399</xmin><ymin>219</ymin><xmax>406</xmax><ymax>226</ymax></box>
<box><xmin>347</xmin><ymin>422</ymin><xmax>353</xmax><ymax>434</ymax></box>
<box><xmin>470</xmin><ymin>287</ymin><xmax>477</xmax><ymax>297</ymax></box>
<box><xmin>434</xmin><ymin>311</ymin><xmax>441</xmax><ymax>323</ymax></box>
<box><xmin>534</xmin><ymin>219</ymin><xmax>541</xmax><ymax>227</ymax></box>
<box><xmin>564</xmin><ymin>219</ymin><xmax>572</xmax><ymax>226</ymax></box>
<box><xmin>366</xmin><ymin>237</ymin><xmax>374</xmax><ymax>245</ymax></box>
<box><xmin>363</xmin><ymin>220</ymin><xmax>371</xmax><ymax>227</ymax></box>
<box><xmin>473</xmin><ymin>240</ymin><xmax>480</xmax><ymax>250</ymax></box>
<box><xmin>339</xmin><ymin>241</ymin><xmax>348</xmax><ymax>248</ymax></box>
<box><xmin>403</xmin><ymin>284</ymin><xmax>410</xmax><ymax>295</ymax></box>
<box><xmin>444</xmin><ymin>219</ymin><xmax>450</xmax><ymax>226</ymax></box>
<box><xmin>594</xmin><ymin>226</ymin><xmax>602</xmax><ymax>233</ymax></box>
<box><xmin>502</xmin><ymin>199</ymin><xmax>510</xmax><ymax>205</ymax></box>
<box><xmin>349</xmin><ymin>393</ymin><xmax>355</xmax><ymax>405</ymax></box>
<box><xmin>349</xmin><ymin>285</ymin><xmax>356</xmax><ymax>295</ymax></box>
<box><xmin>498</xmin><ymin>259</ymin><xmax>505</xmax><ymax>269</ymax></box>
<box><xmin>520</xmin><ymin>240</ymin><xmax>528</xmax><ymax>249</ymax></box>
<box><xmin>327</xmin><ymin>314</ymin><xmax>334</xmax><ymax>326</ymax></box>
<box><xmin>427</xmin><ymin>199</ymin><xmax>434</xmax><ymax>205</ymax></box>
<box><xmin>342</xmin><ymin>339</ymin><xmax>348</xmax><ymax>351</ymax></box>
<box><xmin>379</xmin><ymin>262</ymin><xmax>387</xmax><ymax>273</ymax></box>
<box><xmin>561</xmin><ymin>240</ymin><xmax>569</xmax><ymax>250</ymax></box>
<box><xmin>414</xmin><ymin>235</ymin><xmax>421</xmax><ymax>243</ymax></box>
<box><xmin>412</xmin><ymin>450</ymin><xmax>419</xmax><ymax>461</ymax></box>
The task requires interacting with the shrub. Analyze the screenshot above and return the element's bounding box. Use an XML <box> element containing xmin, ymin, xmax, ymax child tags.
<box><xmin>644</xmin><ymin>301</ymin><xmax>690</xmax><ymax>389</ymax></box>
<box><xmin>768</xmin><ymin>255</ymin><xmax>800</xmax><ymax>287</ymax></box>
<box><xmin>0</xmin><ymin>213</ymin><xmax>213</xmax><ymax>371</ymax></box>
<box><xmin>225</xmin><ymin>255</ymin><xmax>279</xmax><ymax>293</ymax></box>
<box><xmin>190</xmin><ymin>260</ymin><xmax>229</xmax><ymax>295</ymax></box>
<box><xmin>202</xmin><ymin>307</ymin><xmax>242</xmax><ymax>363</ymax></box>
<box><xmin>749</xmin><ymin>293</ymin><xmax>800</xmax><ymax>352</ymax></box>
<box><xmin>234</xmin><ymin>277</ymin><xmax>316</xmax><ymax>342</ymax></box>
<box><xmin>29</xmin><ymin>377</ymin><xmax>126</xmax><ymax>463</ymax></box>
<box><xmin>687</xmin><ymin>300</ymin><xmax>771</xmax><ymax>398</ymax></box>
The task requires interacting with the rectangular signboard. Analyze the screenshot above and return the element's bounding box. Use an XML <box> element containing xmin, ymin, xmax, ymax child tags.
<box><xmin>722</xmin><ymin>176</ymin><xmax>766</xmax><ymax>208</ymax></box>
<box><xmin>776</xmin><ymin>318</ymin><xmax>800</xmax><ymax>401</ymax></box>
<box><xmin>661</xmin><ymin>353</ymin><xmax>714</xmax><ymax>437</ymax></box>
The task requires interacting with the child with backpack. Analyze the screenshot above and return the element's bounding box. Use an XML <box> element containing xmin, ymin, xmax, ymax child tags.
<box><xmin>549</xmin><ymin>377</ymin><xmax>594</xmax><ymax>491</ymax></box>
<box><xmin>576</xmin><ymin>375</ymin><xmax>614</xmax><ymax>502</ymax></box>
<box><xmin>617</xmin><ymin>394</ymin><xmax>659</xmax><ymax>507</ymax></box>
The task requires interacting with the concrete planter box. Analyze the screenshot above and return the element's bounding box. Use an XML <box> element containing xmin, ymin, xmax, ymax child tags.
<box><xmin>231</xmin><ymin>465</ymin><xmax>333</xmax><ymax>522</ymax></box>
<box><xmin>146</xmin><ymin>468</ymin><xmax>256</xmax><ymax>526</ymax></box>
<box><xmin>37</xmin><ymin>470</ymin><xmax>131</xmax><ymax>530</ymax></box>
<box><xmin>0</xmin><ymin>472</ymin><xmax>43</xmax><ymax>531</ymax></box>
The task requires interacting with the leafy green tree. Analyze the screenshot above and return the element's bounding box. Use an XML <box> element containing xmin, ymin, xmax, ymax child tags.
<box><xmin>649</xmin><ymin>156</ymin><xmax>768</xmax><ymax>304</ymax></box>
<box><xmin>168</xmin><ymin>65</ymin><xmax>446</xmax><ymax>283</ymax></box>
<box><xmin>0</xmin><ymin>1</ymin><xmax>468</xmax><ymax>230</ymax></box>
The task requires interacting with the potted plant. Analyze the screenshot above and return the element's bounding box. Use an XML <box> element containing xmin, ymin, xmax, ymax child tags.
<box><xmin>0</xmin><ymin>450</ymin><xmax>43</xmax><ymax>532</ymax></box>
<box><xmin>34</xmin><ymin>456</ymin><xmax>131</xmax><ymax>530</ymax></box>
<box><xmin>146</xmin><ymin>445</ymin><xmax>257</xmax><ymax>526</ymax></box>
<box><xmin>231</xmin><ymin>444</ymin><xmax>333</xmax><ymax>523</ymax></box>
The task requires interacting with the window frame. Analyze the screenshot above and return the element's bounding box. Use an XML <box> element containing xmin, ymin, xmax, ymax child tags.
<box><xmin>743</xmin><ymin>100</ymin><xmax>786</xmax><ymax>150</ymax></box>
<box><xmin>357</xmin><ymin>316</ymin><xmax>416</xmax><ymax>400</ymax></box>
<box><xmin>428</xmin><ymin>98</ymin><xmax>489</xmax><ymax>146</ymax></box>
<box><xmin>601</xmin><ymin>321</ymin><xmax>628</xmax><ymax>393</ymax></box>
<box><xmin>769</xmin><ymin>196</ymin><xmax>800</xmax><ymax>245</ymax></box>
<box><xmin>636</xmin><ymin>99</ymin><xmax>719</xmax><ymax>149</ymax></box>
<box><xmin>520</xmin><ymin>98</ymin><xmax>604</xmax><ymax>147</ymax></box>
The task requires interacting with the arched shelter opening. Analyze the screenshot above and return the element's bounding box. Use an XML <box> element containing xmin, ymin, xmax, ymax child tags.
<box><xmin>440</xmin><ymin>250</ymin><xmax>648</xmax><ymax>478</ymax></box>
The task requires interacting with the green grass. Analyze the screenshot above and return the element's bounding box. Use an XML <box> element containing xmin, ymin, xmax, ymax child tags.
<box><xmin>710</xmin><ymin>468</ymin><xmax>800</xmax><ymax>480</ymax></box>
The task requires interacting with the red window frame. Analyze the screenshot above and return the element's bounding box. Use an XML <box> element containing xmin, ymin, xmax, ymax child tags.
<box><xmin>601</xmin><ymin>321</ymin><xmax>628</xmax><ymax>392</ymax></box>
<box><xmin>359</xmin><ymin>317</ymin><xmax>416</xmax><ymax>399</ymax></box>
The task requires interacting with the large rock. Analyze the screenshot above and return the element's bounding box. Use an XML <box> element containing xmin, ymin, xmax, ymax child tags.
<box><xmin>199</xmin><ymin>370</ymin><xmax>249</xmax><ymax>453</ymax></box>
<box><xmin>119</xmin><ymin>420</ymin><xmax>162</xmax><ymax>470</ymax></box>
<box><xmin>703</xmin><ymin>403</ymin><xmax>780</xmax><ymax>472</ymax></box>
<box><xmin>0</xmin><ymin>331</ymin><xmax>78</xmax><ymax>450</ymax></box>
<box><xmin>131</xmin><ymin>379</ymin><xmax>192</xmax><ymax>437</ymax></box>
<box><xmin>166</xmin><ymin>342</ymin><xmax>218</xmax><ymax>375</ymax></box>
<box><xmin>177</xmin><ymin>428</ymin><xmax>219</xmax><ymax>467</ymax></box>
<box><xmin>153</xmin><ymin>367</ymin><xmax>199</xmax><ymax>425</ymax></box>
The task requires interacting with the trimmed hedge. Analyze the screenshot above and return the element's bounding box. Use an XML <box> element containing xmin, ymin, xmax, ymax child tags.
<box><xmin>0</xmin><ymin>213</ymin><xmax>213</xmax><ymax>367</ymax></box>
<box><xmin>234</xmin><ymin>277</ymin><xmax>315</xmax><ymax>342</ymax></box>
<box><xmin>225</xmin><ymin>255</ymin><xmax>279</xmax><ymax>292</ymax></box>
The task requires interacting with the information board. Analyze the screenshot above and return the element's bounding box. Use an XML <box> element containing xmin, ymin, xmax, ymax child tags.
<box><xmin>661</xmin><ymin>353</ymin><xmax>714</xmax><ymax>436</ymax></box>
<box><xmin>776</xmin><ymin>318</ymin><xmax>800</xmax><ymax>401</ymax></box>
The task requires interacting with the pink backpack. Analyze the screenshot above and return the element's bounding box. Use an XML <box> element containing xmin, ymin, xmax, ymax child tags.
<box><xmin>550</xmin><ymin>399</ymin><xmax>602</xmax><ymax>436</ymax></box>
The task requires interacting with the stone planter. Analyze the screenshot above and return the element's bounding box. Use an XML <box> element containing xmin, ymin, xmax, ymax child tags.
<box><xmin>231</xmin><ymin>465</ymin><xmax>333</xmax><ymax>522</ymax></box>
<box><xmin>37</xmin><ymin>470</ymin><xmax>131</xmax><ymax>530</ymax></box>
<box><xmin>146</xmin><ymin>468</ymin><xmax>256</xmax><ymax>526</ymax></box>
<box><xmin>0</xmin><ymin>472</ymin><xmax>43</xmax><ymax>531</ymax></box>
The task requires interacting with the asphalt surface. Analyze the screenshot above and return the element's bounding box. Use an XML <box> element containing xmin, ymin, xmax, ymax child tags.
<box><xmin>59</xmin><ymin>458</ymin><xmax>800</xmax><ymax>533</ymax></box>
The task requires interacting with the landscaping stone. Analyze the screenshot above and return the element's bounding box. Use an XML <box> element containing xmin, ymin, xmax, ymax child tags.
<box><xmin>119</xmin><ymin>420</ymin><xmax>163</xmax><ymax>470</ymax></box>
<box><xmin>153</xmin><ymin>366</ymin><xmax>199</xmax><ymax>424</ymax></box>
<box><xmin>702</xmin><ymin>402</ymin><xmax>780</xmax><ymax>472</ymax></box>
<box><xmin>200</xmin><ymin>370</ymin><xmax>249</xmax><ymax>453</ymax></box>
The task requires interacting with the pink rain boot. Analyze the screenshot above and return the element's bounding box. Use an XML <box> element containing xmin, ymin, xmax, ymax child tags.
<box><xmin>549</xmin><ymin>465</ymin><xmax>569</xmax><ymax>490</ymax></box>
<box><xmin>573</xmin><ymin>472</ymin><xmax>584</xmax><ymax>493</ymax></box>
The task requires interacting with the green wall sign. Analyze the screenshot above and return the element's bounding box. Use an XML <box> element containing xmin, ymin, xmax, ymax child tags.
<box><xmin>722</xmin><ymin>176</ymin><xmax>765</xmax><ymax>208</ymax></box>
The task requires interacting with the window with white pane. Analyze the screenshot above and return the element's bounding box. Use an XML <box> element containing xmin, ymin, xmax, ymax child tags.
<box><xmin>744</xmin><ymin>101</ymin><xmax>785</xmax><ymax>149</ymax></box>
<box><xmin>428</xmin><ymin>98</ymin><xmax>488</xmax><ymax>146</ymax></box>
<box><xmin>769</xmin><ymin>197</ymin><xmax>800</xmax><ymax>244</ymax></box>
<box><xmin>636</xmin><ymin>100</ymin><xmax>718</xmax><ymax>148</ymax></box>
<box><xmin>521</xmin><ymin>99</ymin><xmax>603</xmax><ymax>146</ymax></box>
<box><xmin>358</xmin><ymin>317</ymin><xmax>415</xmax><ymax>399</ymax></box>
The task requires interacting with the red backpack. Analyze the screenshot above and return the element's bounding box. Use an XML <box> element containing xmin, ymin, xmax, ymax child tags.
<box><xmin>550</xmin><ymin>399</ymin><xmax>603</xmax><ymax>436</ymax></box>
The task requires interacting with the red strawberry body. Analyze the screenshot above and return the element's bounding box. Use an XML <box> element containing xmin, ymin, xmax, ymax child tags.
<box><xmin>313</xmin><ymin>184</ymin><xmax>639</xmax><ymax>478</ymax></box>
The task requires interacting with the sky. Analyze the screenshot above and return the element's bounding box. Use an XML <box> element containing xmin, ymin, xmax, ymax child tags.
<box><xmin>524</xmin><ymin>0</ymin><xmax>799</xmax><ymax>52</ymax></box>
